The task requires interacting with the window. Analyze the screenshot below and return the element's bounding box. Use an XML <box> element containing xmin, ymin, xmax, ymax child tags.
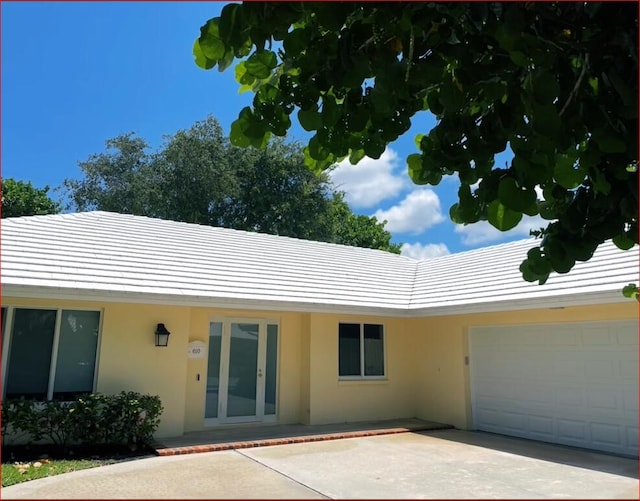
<box><xmin>338</xmin><ymin>323</ymin><xmax>385</xmax><ymax>377</ymax></box>
<box><xmin>2</xmin><ymin>307</ymin><xmax>101</xmax><ymax>401</ymax></box>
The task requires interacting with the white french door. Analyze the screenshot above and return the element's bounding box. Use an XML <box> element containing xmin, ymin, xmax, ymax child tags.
<box><xmin>205</xmin><ymin>319</ymin><xmax>278</xmax><ymax>424</ymax></box>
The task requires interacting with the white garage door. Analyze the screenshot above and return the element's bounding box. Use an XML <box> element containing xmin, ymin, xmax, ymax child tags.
<box><xmin>469</xmin><ymin>320</ymin><xmax>638</xmax><ymax>457</ymax></box>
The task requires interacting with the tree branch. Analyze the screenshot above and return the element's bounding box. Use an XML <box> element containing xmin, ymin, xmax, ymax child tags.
<box><xmin>559</xmin><ymin>53</ymin><xmax>589</xmax><ymax>117</ymax></box>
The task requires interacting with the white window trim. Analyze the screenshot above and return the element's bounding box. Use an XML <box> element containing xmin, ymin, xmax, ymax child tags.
<box><xmin>337</xmin><ymin>322</ymin><xmax>387</xmax><ymax>380</ymax></box>
<box><xmin>1</xmin><ymin>305</ymin><xmax>103</xmax><ymax>401</ymax></box>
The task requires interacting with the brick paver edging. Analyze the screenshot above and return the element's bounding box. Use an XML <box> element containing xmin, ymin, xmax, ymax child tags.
<box><xmin>154</xmin><ymin>425</ymin><xmax>451</xmax><ymax>456</ymax></box>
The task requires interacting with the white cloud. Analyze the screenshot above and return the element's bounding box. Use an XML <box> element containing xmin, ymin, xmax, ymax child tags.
<box><xmin>329</xmin><ymin>148</ymin><xmax>407</xmax><ymax>209</ymax></box>
<box><xmin>374</xmin><ymin>189</ymin><xmax>445</xmax><ymax>234</ymax></box>
<box><xmin>455</xmin><ymin>215</ymin><xmax>548</xmax><ymax>246</ymax></box>
<box><xmin>401</xmin><ymin>242</ymin><xmax>450</xmax><ymax>260</ymax></box>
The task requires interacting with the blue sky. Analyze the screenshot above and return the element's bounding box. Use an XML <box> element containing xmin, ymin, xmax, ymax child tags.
<box><xmin>2</xmin><ymin>2</ymin><xmax>544</xmax><ymax>258</ymax></box>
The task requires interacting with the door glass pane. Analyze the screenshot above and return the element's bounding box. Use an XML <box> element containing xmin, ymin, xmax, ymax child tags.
<box><xmin>227</xmin><ymin>323</ymin><xmax>258</xmax><ymax>417</ymax></box>
<box><xmin>339</xmin><ymin>323</ymin><xmax>361</xmax><ymax>376</ymax></box>
<box><xmin>265</xmin><ymin>324</ymin><xmax>278</xmax><ymax>415</ymax></box>
<box><xmin>6</xmin><ymin>309</ymin><xmax>56</xmax><ymax>399</ymax></box>
<box><xmin>205</xmin><ymin>322</ymin><xmax>222</xmax><ymax>419</ymax></box>
<box><xmin>364</xmin><ymin>324</ymin><xmax>384</xmax><ymax>376</ymax></box>
<box><xmin>53</xmin><ymin>311</ymin><xmax>100</xmax><ymax>400</ymax></box>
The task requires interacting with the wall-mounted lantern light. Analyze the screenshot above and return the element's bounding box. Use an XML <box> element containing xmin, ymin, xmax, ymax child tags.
<box><xmin>155</xmin><ymin>323</ymin><xmax>171</xmax><ymax>347</ymax></box>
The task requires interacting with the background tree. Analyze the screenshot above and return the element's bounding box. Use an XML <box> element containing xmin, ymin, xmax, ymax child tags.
<box><xmin>1</xmin><ymin>178</ymin><xmax>61</xmax><ymax>218</ymax></box>
<box><xmin>63</xmin><ymin>134</ymin><xmax>155</xmax><ymax>215</ymax></box>
<box><xmin>193</xmin><ymin>1</ymin><xmax>638</xmax><ymax>288</ymax></box>
<box><xmin>330</xmin><ymin>194</ymin><xmax>402</xmax><ymax>254</ymax></box>
<box><xmin>63</xmin><ymin>116</ymin><xmax>401</xmax><ymax>253</ymax></box>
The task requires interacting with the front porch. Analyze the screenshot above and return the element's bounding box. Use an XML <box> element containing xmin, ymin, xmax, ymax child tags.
<box><xmin>154</xmin><ymin>418</ymin><xmax>452</xmax><ymax>456</ymax></box>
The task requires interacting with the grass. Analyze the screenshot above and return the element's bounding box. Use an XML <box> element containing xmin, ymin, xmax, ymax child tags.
<box><xmin>1</xmin><ymin>444</ymin><xmax>155</xmax><ymax>487</ymax></box>
<box><xmin>2</xmin><ymin>459</ymin><xmax>111</xmax><ymax>487</ymax></box>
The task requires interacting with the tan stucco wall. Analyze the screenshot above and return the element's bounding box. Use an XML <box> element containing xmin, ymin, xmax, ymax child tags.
<box><xmin>1</xmin><ymin>297</ymin><xmax>191</xmax><ymax>438</ymax></box>
<box><xmin>306</xmin><ymin>313</ymin><xmax>420</xmax><ymax>425</ymax></box>
<box><xmin>181</xmin><ymin>307</ymin><xmax>306</xmax><ymax>432</ymax></box>
<box><xmin>412</xmin><ymin>302</ymin><xmax>639</xmax><ymax>430</ymax></box>
<box><xmin>4</xmin><ymin>296</ymin><xmax>636</xmax><ymax>439</ymax></box>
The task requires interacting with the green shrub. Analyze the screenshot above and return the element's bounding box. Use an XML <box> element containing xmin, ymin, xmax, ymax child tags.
<box><xmin>1</xmin><ymin>392</ymin><xmax>163</xmax><ymax>449</ymax></box>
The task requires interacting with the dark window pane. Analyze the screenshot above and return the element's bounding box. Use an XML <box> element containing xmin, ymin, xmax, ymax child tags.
<box><xmin>6</xmin><ymin>309</ymin><xmax>56</xmax><ymax>399</ymax></box>
<box><xmin>53</xmin><ymin>311</ymin><xmax>100</xmax><ymax>400</ymax></box>
<box><xmin>364</xmin><ymin>324</ymin><xmax>384</xmax><ymax>376</ymax></box>
<box><xmin>265</xmin><ymin>324</ymin><xmax>278</xmax><ymax>415</ymax></box>
<box><xmin>339</xmin><ymin>323</ymin><xmax>361</xmax><ymax>376</ymax></box>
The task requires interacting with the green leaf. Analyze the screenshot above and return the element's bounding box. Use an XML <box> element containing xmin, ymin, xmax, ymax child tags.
<box><xmin>453</xmin><ymin>185</ymin><xmax>481</xmax><ymax>223</ymax></box>
<box><xmin>363</xmin><ymin>137</ymin><xmax>385</xmax><ymax>159</ymax></box>
<box><xmin>198</xmin><ymin>18</ymin><xmax>226</xmax><ymax>62</ymax></box>
<box><xmin>533</xmin><ymin>70</ymin><xmax>560</xmax><ymax>104</ymax></box>
<box><xmin>553</xmin><ymin>154</ymin><xmax>585</xmax><ymax>189</ymax></box>
<box><xmin>234</xmin><ymin>61</ymin><xmax>255</xmax><ymax>85</ymax></box>
<box><xmin>612</xmin><ymin>233</ymin><xmax>636</xmax><ymax>250</ymax></box>
<box><xmin>509</xmin><ymin>50</ymin><xmax>529</xmax><ymax>67</ymax></box>
<box><xmin>622</xmin><ymin>283</ymin><xmax>639</xmax><ymax>300</ymax></box>
<box><xmin>298</xmin><ymin>106</ymin><xmax>322</xmax><ymax>131</ymax></box>
<box><xmin>545</xmin><ymin>240</ymin><xmax>576</xmax><ymax>273</ymax></box>
<box><xmin>497</xmin><ymin>177</ymin><xmax>536</xmax><ymax>213</ymax></box>
<box><xmin>308</xmin><ymin>135</ymin><xmax>330</xmax><ymax>161</ymax></box>
<box><xmin>219</xmin><ymin>3</ymin><xmax>247</xmax><ymax>47</ymax></box>
<box><xmin>608</xmin><ymin>71</ymin><xmax>635</xmax><ymax>107</ymax></box>
<box><xmin>193</xmin><ymin>39</ymin><xmax>215</xmax><ymax>70</ymax></box>
<box><xmin>532</xmin><ymin>104</ymin><xmax>561</xmax><ymax>137</ymax></box>
<box><xmin>349</xmin><ymin>149</ymin><xmax>366</xmax><ymax>165</ymax></box>
<box><xmin>407</xmin><ymin>154</ymin><xmax>426</xmax><ymax>185</ymax></box>
<box><xmin>244</xmin><ymin>50</ymin><xmax>277</xmax><ymax>79</ymax></box>
<box><xmin>283</xmin><ymin>28</ymin><xmax>310</xmax><ymax>55</ymax></box>
<box><xmin>321</xmin><ymin>95</ymin><xmax>340</xmax><ymax>127</ymax></box>
<box><xmin>229</xmin><ymin>117</ymin><xmax>252</xmax><ymax>148</ymax></box>
<box><xmin>487</xmin><ymin>200</ymin><xmax>522</xmax><ymax>231</ymax></box>
<box><xmin>592</xmin><ymin>128</ymin><xmax>627</xmax><ymax>153</ymax></box>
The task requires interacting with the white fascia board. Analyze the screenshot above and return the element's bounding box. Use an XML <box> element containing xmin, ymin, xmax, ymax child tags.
<box><xmin>404</xmin><ymin>289</ymin><xmax>632</xmax><ymax>317</ymax></box>
<box><xmin>1</xmin><ymin>284</ymin><xmax>408</xmax><ymax>318</ymax></box>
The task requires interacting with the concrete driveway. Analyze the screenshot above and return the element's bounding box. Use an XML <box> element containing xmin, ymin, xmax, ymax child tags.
<box><xmin>3</xmin><ymin>430</ymin><xmax>638</xmax><ymax>499</ymax></box>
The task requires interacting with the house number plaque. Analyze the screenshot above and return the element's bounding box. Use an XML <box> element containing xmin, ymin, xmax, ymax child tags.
<box><xmin>187</xmin><ymin>340</ymin><xmax>206</xmax><ymax>359</ymax></box>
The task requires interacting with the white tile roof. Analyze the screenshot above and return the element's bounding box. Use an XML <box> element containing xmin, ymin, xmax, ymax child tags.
<box><xmin>2</xmin><ymin>211</ymin><xmax>638</xmax><ymax>315</ymax></box>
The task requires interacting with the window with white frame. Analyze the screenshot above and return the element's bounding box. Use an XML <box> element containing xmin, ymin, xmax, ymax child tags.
<box><xmin>338</xmin><ymin>323</ymin><xmax>385</xmax><ymax>377</ymax></box>
<box><xmin>1</xmin><ymin>307</ymin><xmax>101</xmax><ymax>401</ymax></box>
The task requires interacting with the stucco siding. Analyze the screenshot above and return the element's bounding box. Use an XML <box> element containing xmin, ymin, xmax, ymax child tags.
<box><xmin>182</xmin><ymin>307</ymin><xmax>306</xmax><ymax>432</ymax></box>
<box><xmin>306</xmin><ymin>314</ymin><xmax>420</xmax><ymax>425</ymax></box>
<box><xmin>2</xmin><ymin>297</ymin><xmax>191</xmax><ymax>438</ymax></box>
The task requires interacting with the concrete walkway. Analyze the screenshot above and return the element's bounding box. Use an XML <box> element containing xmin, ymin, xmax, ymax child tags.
<box><xmin>3</xmin><ymin>429</ymin><xmax>637</xmax><ymax>499</ymax></box>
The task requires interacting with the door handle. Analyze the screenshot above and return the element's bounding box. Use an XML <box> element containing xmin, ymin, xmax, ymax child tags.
<box><xmin>258</xmin><ymin>369</ymin><xmax>263</xmax><ymax>378</ymax></box>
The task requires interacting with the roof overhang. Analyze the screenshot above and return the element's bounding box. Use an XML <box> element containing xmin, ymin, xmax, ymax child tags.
<box><xmin>3</xmin><ymin>284</ymin><xmax>633</xmax><ymax>319</ymax></box>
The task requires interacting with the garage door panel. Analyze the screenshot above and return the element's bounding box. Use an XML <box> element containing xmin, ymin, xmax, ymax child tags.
<box><xmin>528</xmin><ymin>415</ymin><xmax>554</xmax><ymax>437</ymax></box>
<box><xmin>619</xmin><ymin>355</ymin><xmax>639</xmax><ymax>379</ymax></box>
<box><xmin>581</xmin><ymin>329</ymin><xmax>613</xmax><ymax>345</ymax></box>
<box><xmin>470</xmin><ymin>320</ymin><xmax>638</xmax><ymax>457</ymax></box>
<box><xmin>622</xmin><ymin>387</ymin><xmax>638</xmax><ymax>411</ymax></box>
<box><xmin>555</xmin><ymin>386</ymin><xmax>585</xmax><ymax>407</ymax></box>
<box><xmin>586</xmin><ymin>387</ymin><xmax>619</xmax><ymax>410</ymax></box>
<box><xmin>591</xmin><ymin>423</ymin><xmax>622</xmax><ymax>447</ymax></box>
<box><xmin>557</xmin><ymin>419</ymin><xmax>587</xmax><ymax>440</ymax></box>
<box><xmin>615</xmin><ymin>328</ymin><xmax>637</xmax><ymax>345</ymax></box>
